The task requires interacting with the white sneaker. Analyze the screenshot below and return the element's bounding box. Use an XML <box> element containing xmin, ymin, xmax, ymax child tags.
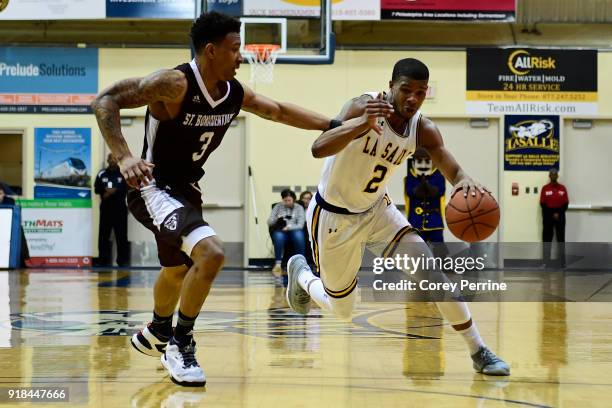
<box><xmin>161</xmin><ymin>340</ymin><xmax>206</xmax><ymax>387</ymax></box>
<box><xmin>131</xmin><ymin>323</ymin><xmax>170</xmax><ymax>357</ymax></box>
<box><xmin>286</xmin><ymin>254</ymin><xmax>311</xmax><ymax>315</ymax></box>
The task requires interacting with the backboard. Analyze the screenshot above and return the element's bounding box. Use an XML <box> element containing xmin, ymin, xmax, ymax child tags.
<box><xmin>205</xmin><ymin>0</ymin><xmax>334</xmax><ymax>65</ymax></box>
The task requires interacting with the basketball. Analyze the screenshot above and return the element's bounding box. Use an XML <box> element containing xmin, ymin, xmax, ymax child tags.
<box><xmin>445</xmin><ymin>189</ymin><xmax>500</xmax><ymax>242</ymax></box>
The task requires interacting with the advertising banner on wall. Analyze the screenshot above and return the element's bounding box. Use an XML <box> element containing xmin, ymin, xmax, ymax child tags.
<box><xmin>243</xmin><ymin>0</ymin><xmax>380</xmax><ymax>20</ymax></box>
<box><xmin>106</xmin><ymin>0</ymin><xmax>197</xmax><ymax>19</ymax></box>
<box><xmin>206</xmin><ymin>0</ymin><xmax>242</xmax><ymax>17</ymax></box>
<box><xmin>0</xmin><ymin>0</ymin><xmax>105</xmax><ymax>20</ymax></box>
<box><xmin>504</xmin><ymin>115</ymin><xmax>560</xmax><ymax>171</ymax></box>
<box><xmin>34</xmin><ymin>128</ymin><xmax>92</xmax><ymax>199</ymax></box>
<box><xmin>382</xmin><ymin>0</ymin><xmax>515</xmax><ymax>21</ymax></box>
<box><xmin>467</xmin><ymin>48</ymin><xmax>597</xmax><ymax>116</ymax></box>
<box><xmin>20</xmin><ymin>199</ymin><xmax>92</xmax><ymax>267</ymax></box>
<box><xmin>0</xmin><ymin>47</ymin><xmax>98</xmax><ymax>114</ymax></box>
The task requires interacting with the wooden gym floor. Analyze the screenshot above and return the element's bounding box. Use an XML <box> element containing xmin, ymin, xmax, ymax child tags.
<box><xmin>0</xmin><ymin>268</ymin><xmax>611</xmax><ymax>407</ymax></box>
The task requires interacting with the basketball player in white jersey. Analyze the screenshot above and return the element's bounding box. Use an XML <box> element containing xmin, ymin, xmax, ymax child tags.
<box><xmin>286</xmin><ymin>58</ymin><xmax>509</xmax><ymax>375</ymax></box>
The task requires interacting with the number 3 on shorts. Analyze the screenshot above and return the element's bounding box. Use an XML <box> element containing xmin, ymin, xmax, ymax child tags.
<box><xmin>192</xmin><ymin>131</ymin><xmax>214</xmax><ymax>161</ymax></box>
<box><xmin>363</xmin><ymin>164</ymin><xmax>388</xmax><ymax>193</ymax></box>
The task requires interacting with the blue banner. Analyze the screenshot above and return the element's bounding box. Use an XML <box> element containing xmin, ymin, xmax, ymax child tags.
<box><xmin>504</xmin><ymin>115</ymin><xmax>560</xmax><ymax>171</ymax></box>
<box><xmin>0</xmin><ymin>47</ymin><xmax>98</xmax><ymax>114</ymax></box>
<box><xmin>34</xmin><ymin>128</ymin><xmax>92</xmax><ymax>199</ymax></box>
<box><xmin>207</xmin><ymin>0</ymin><xmax>242</xmax><ymax>17</ymax></box>
<box><xmin>106</xmin><ymin>0</ymin><xmax>197</xmax><ymax>19</ymax></box>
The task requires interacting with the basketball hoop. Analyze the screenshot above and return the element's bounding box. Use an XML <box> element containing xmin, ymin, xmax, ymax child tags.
<box><xmin>244</xmin><ymin>44</ymin><xmax>281</xmax><ymax>84</ymax></box>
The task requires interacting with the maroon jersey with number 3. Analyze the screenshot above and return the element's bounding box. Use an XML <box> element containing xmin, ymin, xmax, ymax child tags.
<box><xmin>142</xmin><ymin>59</ymin><xmax>244</xmax><ymax>186</ymax></box>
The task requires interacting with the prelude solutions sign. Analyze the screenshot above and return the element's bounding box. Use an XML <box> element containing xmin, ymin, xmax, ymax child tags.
<box><xmin>0</xmin><ymin>47</ymin><xmax>98</xmax><ymax>114</ymax></box>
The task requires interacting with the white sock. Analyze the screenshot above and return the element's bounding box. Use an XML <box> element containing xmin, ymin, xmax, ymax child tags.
<box><xmin>457</xmin><ymin>322</ymin><xmax>485</xmax><ymax>355</ymax></box>
<box><xmin>297</xmin><ymin>268</ymin><xmax>332</xmax><ymax>312</ymax></box>
<box><xmin>435</xmin><ymin>301</ymin><xmax>485</xmax><ymax>354</ymax></box>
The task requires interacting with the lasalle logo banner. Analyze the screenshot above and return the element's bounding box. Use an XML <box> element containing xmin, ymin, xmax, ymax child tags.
<box><xmin>504</xmin><ymin>115</ymin><xmax>560</xmax><ymax>171</ymax></box>
<box><xmin>467</xmin><ymin>48</ymin><xmax>597</xmax><ymax>116</ymax></box>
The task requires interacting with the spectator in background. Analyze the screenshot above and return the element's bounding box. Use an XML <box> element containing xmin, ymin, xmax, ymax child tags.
<box><xmin>0</xmin><ymin>184</ymin><xmax>15</xmax><ymax>206</ymax></box>
<box><xmin>94</xmin><ymin>154</ymin><xmax>129</xmax><ymax>267</ymax></box>
<box><xmin>298</xmin><ymin>190</ymin><xmax>314</xmax><ymax>267</ymax></box>
<box><xmin>268</xmin><ymin>189</ymin><xmax>306</xmax><ymax>275</ymax></box>
<box><xmin>540</xmin><ymin>168</ymin><xmax>569</xmax><ymax>268</ymax></box>
<box><xmin>298</xmin><ymin>191</ymin><xmax>313</xmax><ymax>209</ymax></box>
<box><xmin>0</xmin><ymin>182</ymin><xmax>30</xmax><ymax>266</ymax></box>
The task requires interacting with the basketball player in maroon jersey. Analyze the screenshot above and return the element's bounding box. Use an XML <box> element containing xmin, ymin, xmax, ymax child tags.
<box><xmin>91</xmin><ymin>11</ymin><xmax>364</xmax><ymax>386</ymax></box>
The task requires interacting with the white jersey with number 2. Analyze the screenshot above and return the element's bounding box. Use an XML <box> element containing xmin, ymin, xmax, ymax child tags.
<box><xmin>317</xmin><ymin>92</ymin><xmax>421</xmax><ymax>213</ymax></box>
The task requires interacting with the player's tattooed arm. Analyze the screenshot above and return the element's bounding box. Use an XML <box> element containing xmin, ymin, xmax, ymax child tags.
<box><xmin>419</xmin><ymin>117</ymin><xmax>486</xmax><ymax>197</ymax></box>
<box><xmin>241</xmin><ymin>83</ymin><xmax>331</xmax><ymax>130</ymax></box>
<box><xmin>91</xmin><ymin>70</ymin><xmax>187</xmax><ymax>188</ymax></box>
<box><xmin>311</xmin><ymin>94</ymin><xmax>394</xmax><ymax>158</ymax></box>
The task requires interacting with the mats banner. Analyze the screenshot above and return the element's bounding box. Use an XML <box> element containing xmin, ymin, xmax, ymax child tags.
<box><xmin>243</xmin><ymin>0</ymin><xmax>380</xmax><ymax>20</ymax></box>
<box><xmin>382</xmin><ymin>0</ymin><xmax>515</xmax><ymax>21</ymax></box>
<box><xmin>0</xmin><ymin>47</ymin><xmax>98</xmax><ymax>114</ymax></box>
<box><xmin>0</xmin><ymin>0</ymin><xmax>105</xmax><ymax>20</ymax></box>
<box><xmin>34</xmin><ymin>128</ymin><xmax>92</xmax><ymax>199</ymax></box>
<box><xmin>20</xmin><ymin>199</ymin><xmax>92</xmax><ymax>267</ymax></box>
<box><xmin>504</xmin><ymin>115</ymin><xmax>560</xmax><ymax>171</ymax></box>
<box><xmin>467</xmin><ymin>48</ymin><xmax>597</xmax><ymax>115</ymax></box>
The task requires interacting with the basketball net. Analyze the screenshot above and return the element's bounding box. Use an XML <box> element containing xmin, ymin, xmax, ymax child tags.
<box><xmin>244</xmin><ymin>44</ymin><xmax>280</xmax><ymax>84</ymax></box>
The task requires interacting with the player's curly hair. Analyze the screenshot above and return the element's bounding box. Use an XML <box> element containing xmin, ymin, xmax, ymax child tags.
<box><xmin>190</xmin><ymin>11</ymin><xmax>241</xmax><ymax>54</ymax></box>
<box><xmin>392</xmin><ymin>58</ymin><xmax>429</xmax><ymax>82</ymax></box>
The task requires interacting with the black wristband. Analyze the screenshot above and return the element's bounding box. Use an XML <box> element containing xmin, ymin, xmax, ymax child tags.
<box><xmin>328</xmin><ymin>119</ymin><xmax>343</xmax><ymax>130</ymax></box>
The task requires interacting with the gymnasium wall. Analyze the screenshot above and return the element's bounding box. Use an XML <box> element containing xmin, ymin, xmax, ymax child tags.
<box><xmin>5</xmin><ymin>49</ymin><xmax>612</xmax><ymax>259</ymax></box>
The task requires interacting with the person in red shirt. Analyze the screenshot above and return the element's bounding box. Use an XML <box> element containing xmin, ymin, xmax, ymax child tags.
<box><xmin>540</xmin><ymin>169</ymin><xmax>569</xmax><ymax>267</ymax></box>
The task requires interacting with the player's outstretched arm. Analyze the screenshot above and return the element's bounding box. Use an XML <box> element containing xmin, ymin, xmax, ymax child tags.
<box><xmin>241</xmin><ymin>84</ymin><xmax>331</xmax><ymax>130</ymax></box>
<box><xmin>419</xmin><ymin>117</ymin><xmax>487</xmax><ymax>197</ymax></box>
<box><xmin>311</xmin><ymin>94</ymin><xmax>394</xmax><ymax>158</ymax></box>
<box><xmin>91</xmin><ymin>69</ymin><xmax>187</xmax><ymax>188</ymax></box>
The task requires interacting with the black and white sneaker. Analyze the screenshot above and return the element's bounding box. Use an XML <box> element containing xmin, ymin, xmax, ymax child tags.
<box><xmin>131</xmin><ymin>323</ymin><xmax>170</xmax><ymax>357</ymax></box>
<box><xmin>161</xmin><ymin>339</ymin><xmax>206</xmax><ymax>387</ymax></box>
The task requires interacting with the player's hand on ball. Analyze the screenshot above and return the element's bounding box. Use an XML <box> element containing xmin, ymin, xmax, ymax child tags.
<box><xmin>119</xmin><ymin>156</ymin><xmax>155</xmax><ymax>189</ymax></box>
<box><xmin>452</xmin><ymin>178</ymin><xmax>488</xmax><ymax>197</ymax></box>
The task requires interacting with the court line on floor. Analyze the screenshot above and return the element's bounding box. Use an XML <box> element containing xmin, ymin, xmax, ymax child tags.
<box><xmin>0</xmin><ymin>378</ymin><xmax>553</xmax><ymax>407</ymax></box>
<box><xmin>2</xmin><ymin>376</ymin><xmax>611</xmax><ymax>387</ymax></box>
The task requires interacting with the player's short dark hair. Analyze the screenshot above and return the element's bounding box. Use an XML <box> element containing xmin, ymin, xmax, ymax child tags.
<box><xmin>190</xmin><ymin>11</ymin><xmax>241</xmax><ymax>54</ymax></box>
<box><xmin>392</xmin><ymin>58</ymin><xmax>429</xmax><ymax>83</ymax></box>
<box><xmin>281</xmin><ymin>189</ymin><xmax>296</xmax><ymax>200</ymax></box>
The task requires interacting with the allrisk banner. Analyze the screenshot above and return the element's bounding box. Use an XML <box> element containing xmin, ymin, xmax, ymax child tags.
<box><xmin>467</xmin><ymin>48</ymin><xmax>597</xmax><ymax>115</ymax></box>
<box><xmin>20</xmin><ymin>199</ymin><xmax>92</xmax><ymax>267</ymax></box>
